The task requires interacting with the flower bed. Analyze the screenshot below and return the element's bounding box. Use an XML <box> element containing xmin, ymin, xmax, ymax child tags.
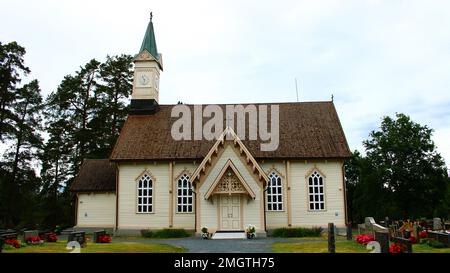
<box><xmin>389</xmin><ymin>243</ymin><xmax>402</xmax><ymax>254</ymax></box>
<box><xmin>47</xmin><ymin>233</ymin><xmax>58</xmax><ymax>242</ymax></box>
<box><xmin>355</xmin><ymin>234</ymin><xmax>375</xmax><ymax>245</ymax></box>
<box><xmin>25</xmin><ymin>236</ymin><xmax>43</xmax><ymax>245</ymax></box>
<box><xmin>96</xmin><ymin>234</ymin><xmax>112</xmax><ymax>243</ymax></box>
<box><xmin>408</xmin><ymin>236</ymin><xmax>417</xmax><ymax>244</ymax></box>
<box><xmin>5</xmin><ymin>239</ymin><xmax>21</xmax><ymax>248</ymax></box>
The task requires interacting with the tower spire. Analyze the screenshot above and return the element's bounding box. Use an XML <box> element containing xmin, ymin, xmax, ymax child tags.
<box><xmin>130</xmin><ymin>13</ymin><xmax>163</xmax><ymax>114</ymax></box>
<box><xmin>139</xmin><ymin>11</ymin><xmax>159</xmax><ymax>62</ymax></box>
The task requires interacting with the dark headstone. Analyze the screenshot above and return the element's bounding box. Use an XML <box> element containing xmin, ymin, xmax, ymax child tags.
<box><xmin>93</xmin><ymin>230</ymin><xmax>106</xmax><ymax>243</ymax></box>
<box><xmin>375</xmin><ymin>231</ymin><xmax>389</xmax><ymax>253</ymax></box>
<box><xmin>391</xmin><ymin>236</ymin><xmax>412</xmax><ymax>253</ymax></box>
<box><xmin>68</xmin><ymin>231</ymin><xmax>86</xmax><ymax>247</ymax></box>
<box><xmin>428</xmin><ymin>231</ymin><xmax>450</xmax><ymax>247</ymax></box>
<box><xmin>328</xmin><ymin>223</ymin><xmax>336</xmax><ymax>253</ymax></box>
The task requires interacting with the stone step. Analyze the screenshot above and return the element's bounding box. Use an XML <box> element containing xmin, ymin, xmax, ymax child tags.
<box><xmin>211</xmin><ymin>232</ymin><xmax>246</xmax><ymax>240</ymax></box>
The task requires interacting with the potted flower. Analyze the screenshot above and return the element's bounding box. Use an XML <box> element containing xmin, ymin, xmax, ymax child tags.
<box><xmin>245</xmin><ymin>224</ymin><xmax>256</xmax><ymax>239</ymax></box>
<box><xmin>201</xmin><ymin>227</ymin><xmax>210</xmax><ymax>239</ymax></box>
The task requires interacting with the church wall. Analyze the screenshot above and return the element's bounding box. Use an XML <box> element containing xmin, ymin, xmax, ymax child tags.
<box><xmin>290</xmin><ymin>160</ymin><xmax>346</xmax><ymax>228</ymax></box>
<box><xmin>76</xmin><ymin>192</ymin><xmax>116</xmax><ymax>228</ymax></box>
<box><xmin>117</xmin><ymin>162</ymin><xmax>170</xmax><ymax>229</ymax></box>
<box><xmin>172</xmin><ymin>162</ymin><xmax>197</xmax><ymax>229</ymax></box>
<box><xmin>198</xmin><ymin>143</ymin><xmax>264</xmax><ymax>233</ymax></box>
<box><xmin>260</xmin><ymin>161</ymin><xmax>289</xmax><ymax>228</ymax></box>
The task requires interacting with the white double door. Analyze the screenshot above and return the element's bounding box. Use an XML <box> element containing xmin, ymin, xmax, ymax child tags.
<box><xmin>220</xmin><ymin>195</ymin><xmax>241</xmax><ymax>230</ymax></box>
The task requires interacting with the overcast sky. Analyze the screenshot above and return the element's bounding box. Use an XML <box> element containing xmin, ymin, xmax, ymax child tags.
<box><xmin>1</xmin><ymin>0</ymin><xmax>449</xmax><ymax>169</ymax></box>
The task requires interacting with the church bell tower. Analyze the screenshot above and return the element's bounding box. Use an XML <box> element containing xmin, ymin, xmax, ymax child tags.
<box><xmin>130</xmin><ymin>12</ymin><xmax>163</xmax><ymax>114</ymax></box>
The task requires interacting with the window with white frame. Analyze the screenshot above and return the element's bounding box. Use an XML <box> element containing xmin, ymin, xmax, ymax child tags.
<box><xmin>308</xmin><ymin>171</ymin><xmax>325</xmax><ymax>210</ymax></box>
<box><xmin>137</xmin><ymin>173</ymin><xmax>153</xmax><ymax>213</ymax></box>
<box><xmin>177</xmin><ymin>173</ymin><xmax>193</xmax><ymax>213</ymax></box>
<box><xmin>267</xmin><ymin>171</ymin><xmax>283</xmax><ymax>211</ymax></box>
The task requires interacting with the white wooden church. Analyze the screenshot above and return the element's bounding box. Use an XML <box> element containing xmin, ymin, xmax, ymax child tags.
<box><xmin>70</xmin><ymin>15</ymin><xmax>352</xmax><ymax>237</ymax></box>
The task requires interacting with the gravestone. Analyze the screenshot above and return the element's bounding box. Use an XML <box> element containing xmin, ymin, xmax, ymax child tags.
<box><xmin>68</xmin><ymin>231</ymin><xmax>86</xmax><ymax>247</ymax></box>
<box><xmin>391</xmin><ymin>236</ymin><xmax>412</xmax><ymax>253</ymax></box>
<box><xmin>375</xmin><ymin>231</ymin><xmax>389</xmax><ymax>253</ymax></box>
<box><xmin>23</xmin><ymin>230</ymin><xmax>38</xmax><ymax>239</ymax></box>
<box><xmin>428</xmin><ymin>231</ymin><xmax>450</xmax><ymax>247</ymax></box>
<box><xmin>433</xmin><ymin>218</ymin><xmax>443</xmax><ymax>230</ymax></box>
<box><xmin>93</xmin><ymin>230</ymin><xmax>106</xmax><ymax>243</ymax></box>
<box><xmin>365</xmin><ymin>217</ymin><xmax>375</xmax><ymax>234</ymax></box>
<box><xmin>328</xmin><ymin>223</ymin><xmax>336</xmax><ymax>253</ymax></box>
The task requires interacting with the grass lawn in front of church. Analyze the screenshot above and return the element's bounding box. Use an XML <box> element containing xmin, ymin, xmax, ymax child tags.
<box><xmin>272</xmin><ymin>239</ymin><xmax>450</xmax><ymax>253</ymax></box>
<box><xmin>2</xmin><ymin>241</ymin><xmax>186</xmax><ymax>253</ymax></box>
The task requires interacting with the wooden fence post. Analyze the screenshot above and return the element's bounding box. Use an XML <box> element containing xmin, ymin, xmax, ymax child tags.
<box><xmin>328</xmin><ymin>223</ymin><xmax>336</xmax><ymax>253</ymax></box>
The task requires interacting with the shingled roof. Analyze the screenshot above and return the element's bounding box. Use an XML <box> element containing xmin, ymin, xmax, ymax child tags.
<box><xmin>110</xmin><ymin>101</ymin><xmax>351</xmax><ymax>161</ymax></box>
<box><xmin>70</xmin><ymin>159</ymin><xmax>116</xmax><ymax>192</ymax></box>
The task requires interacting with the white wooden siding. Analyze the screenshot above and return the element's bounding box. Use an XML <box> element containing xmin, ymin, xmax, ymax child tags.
<box><xmin>76</xmin><ymin>193</ymin><xmax>116</xmax><ymax>227</ymax></box>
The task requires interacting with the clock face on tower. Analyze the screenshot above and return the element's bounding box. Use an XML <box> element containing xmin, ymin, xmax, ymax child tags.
<box><xmin>139</xmin><ymin>73</ymin><xmax>151</xmax><ymax>86</ymax></box>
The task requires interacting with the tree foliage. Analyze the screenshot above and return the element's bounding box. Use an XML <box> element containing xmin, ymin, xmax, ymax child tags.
<box><xmin>346</xmin><ymin>113</ymin><xmax>449</xmax><ymax>222</ymax></box>
<box><xmin>0</xmin><ymin>40</ymin><xmax>133</xmax><ymax>229</ymax></box>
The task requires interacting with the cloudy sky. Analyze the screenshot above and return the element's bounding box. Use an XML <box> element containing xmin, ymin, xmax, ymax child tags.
<box><xmin>1</xmin><ymin>0</ymin><xmax>449</xmax><ymax>168</ymax></box>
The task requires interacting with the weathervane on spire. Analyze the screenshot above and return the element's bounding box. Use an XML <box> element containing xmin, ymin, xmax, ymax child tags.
<box><xmin>150</xmin><ymin>12</ymin><xmax>153</xmax><ymax>21</ymax></box>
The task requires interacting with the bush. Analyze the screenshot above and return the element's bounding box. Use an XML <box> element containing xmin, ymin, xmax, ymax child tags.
<box><xmin>272</xmin><ymin>227</ymin><xmax>323</xmax><ymax>238</ymax></box>
<box><xmin>141</xmin><ymin>229</ymin><xmax>190</xmax><ymax>238</ymax></box>
<box><xmin>427</xmin><ymin>239</ymin><xmax>446</xmax><ymax>249</ymax></box>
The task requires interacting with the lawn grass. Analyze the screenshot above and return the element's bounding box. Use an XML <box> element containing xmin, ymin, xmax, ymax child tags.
<box><xmin>273</xmin><ymin>240</ymin><xmax>369</xmax><ymax>253</ymax></box>
<box><xmin>2</xmin><ymin>241</ymin><xmax>186</xmax><ymax>253</ymax></box>
<box><xmin>273</xmin><ymin>239</ymin><xmax>450</xmax><ymax>253</ymax></box>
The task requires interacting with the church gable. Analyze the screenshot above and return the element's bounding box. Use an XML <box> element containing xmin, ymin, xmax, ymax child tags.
<box><xmin>204</xmin><ymin>159</ymin><xmax>256</xmax><ymax>200</ymax></box>
<box><xmin>190</xmin><ymin>127</ymin><xmax>269</xmax><ymax>188</ymax></box>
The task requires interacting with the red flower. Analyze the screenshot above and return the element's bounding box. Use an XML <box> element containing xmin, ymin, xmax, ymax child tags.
<box><xmin>419</xmin><ymin>231</ymin><xmax>427</xmax><ymax>239</ymax></box>
<box><xmin>25</xmin><ymin>236</ymin><xmax>41</xmax><ymax>244</ymax></box>
<box><xmin>96</xmin><ymin>234</ymin><xmax>112</xmax><ymax>243</ymax></box>
<box><xmin>5</xmin><ymin>239</ymin><xmax>21</xmax><ymax>248</ymax></box>
<box><xmin>47</xmin><ymin>233</ymin><xmax>58</xmax><ymax>242</ymax></box>
<box><xmin>389</xmin><ymin>243</ymin><xmax>402</xmax><ymax>254</ymax></box>
<box><xmin>355</xmin><ymin>234</ymin><xmax>375</xmax><ymax>245</ymax></box>
<box><xmin>408</xmin><ymin>236</ymin><xmax>417</xmax><ymax>244</ymax></box>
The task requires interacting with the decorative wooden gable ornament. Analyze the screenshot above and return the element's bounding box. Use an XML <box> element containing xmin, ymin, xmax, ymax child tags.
<box><xmin>189</xmin><ymin>126</ymin><xmax>269</xmax><ymax>188</ymax></box>
<box><xmin>204</xmin><ymin>159</ymin><xmax>256</xmax><ymax>200</ymax></box>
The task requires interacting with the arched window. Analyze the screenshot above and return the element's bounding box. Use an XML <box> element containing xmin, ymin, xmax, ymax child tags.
<box><xmin>177</xmin><ymin>173</ymin><xmax>193</xmax><ymax>213</ymax></box>
<box><xmin>137</xmin><ymin>172</ymin><xmax>153</xmax><ymax>213</ymax></box>
<box><xmin>267</xmin><ymin>171</ymin><xmax>283</xmax><ymax>211</ymax></box>
<box><xmin>308</xmin><ymin>170</ymin><xmax>325</xmax><ymax>211</ymax></box>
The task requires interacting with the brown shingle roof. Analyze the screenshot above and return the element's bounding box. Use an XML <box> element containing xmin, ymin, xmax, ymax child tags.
<box><xmin>110</xmin><ymin>101</ymin><xmax>351</xmax><ymax>161</ymax></box>
<box><xmin>70</xmin><ymin>159</ymin><xmax>116</xmax><ymax>192</ymax></box>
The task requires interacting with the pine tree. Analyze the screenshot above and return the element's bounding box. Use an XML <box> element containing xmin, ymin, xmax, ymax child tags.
<box><xmin>0</xmin><ymin>41</ymin><xmax>30</xmax><ymax>140</ymax></box>
<box><xmin>1</xmin><ymin>79</ymin><xmax>43</xmax><ymax>227</ymax></box>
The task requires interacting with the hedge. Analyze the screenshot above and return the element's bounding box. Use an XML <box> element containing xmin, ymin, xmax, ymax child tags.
<box><xmin>140</xmin><ymin>229</ymin><xmax>190</xmax><ymax>238</ymax></box>
<box><xmin>271</xmin><ymin>227</ymin><xmax>323</xmax><ymax>238</ymax></box>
